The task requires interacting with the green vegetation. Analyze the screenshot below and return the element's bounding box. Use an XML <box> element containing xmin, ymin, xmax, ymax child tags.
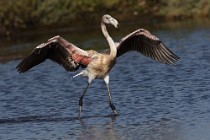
<box><xmin>0</xmin><ymin>0</ymin><xmax>210</xmax><ymax>36</ymax></box>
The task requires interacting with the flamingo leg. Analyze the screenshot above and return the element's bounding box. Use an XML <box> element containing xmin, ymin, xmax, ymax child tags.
<box><xmin>104</xmin><ymin>75</ymin><xmax>118</xmax><ymax>116</ymax></box>
<box><xmin>78</xmin><ymin>82</ymin><xmax>90</xmax><ymax>119</ymax></box>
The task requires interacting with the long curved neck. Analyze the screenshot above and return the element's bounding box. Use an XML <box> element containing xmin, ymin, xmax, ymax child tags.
<box><xmin>101</xmin><ymin>22</ymin><xmax>117</xmax><ymax>59</ymax></box>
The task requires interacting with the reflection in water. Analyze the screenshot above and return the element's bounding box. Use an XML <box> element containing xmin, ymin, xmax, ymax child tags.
<box><xmin>78</xmin><ymin>117</ymin><xmax>118</xmax><ymax>140</ymax></box>
<box><xmin>78</xmin><ymin>116</ymin><xmax>180</xmax><ymax>140</ymax></box>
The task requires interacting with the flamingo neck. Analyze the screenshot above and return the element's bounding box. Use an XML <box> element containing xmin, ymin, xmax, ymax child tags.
<box><xmin>101</xmin><ymin>22</ymin><xmax>117</xmax><ymax>59</ymax></box>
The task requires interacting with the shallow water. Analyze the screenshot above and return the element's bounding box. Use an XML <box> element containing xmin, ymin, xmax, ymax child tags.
<box><xmin>1</xmin><ymin>20</ymin><xmax>210</xmax><ymax>140</ymax></box>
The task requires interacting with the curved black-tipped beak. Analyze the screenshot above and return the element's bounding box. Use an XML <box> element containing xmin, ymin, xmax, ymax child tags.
<box><xmin>110</xmin><ymin>18</ymin><xmax>119</xmax><ymax>30</ymax></box>
<box><xmin>116</xmin><ymin>23</ymin><xmax>119</xmax><ymax>30</ymax></box>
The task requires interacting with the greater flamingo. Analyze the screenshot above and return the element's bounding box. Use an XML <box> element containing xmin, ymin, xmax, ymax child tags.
<box><xmin>16</xmin><ymin>14</ymin><xmax>179</xmax><ymax>119</ymax></box>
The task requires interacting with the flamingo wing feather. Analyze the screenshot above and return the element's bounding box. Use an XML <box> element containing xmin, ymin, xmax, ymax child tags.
<box><xmin>116</xmin><ymin>29</ymin><xmax>179</xmax><ymax>64</ymax></box>
<box><xmin>16</xmin><ymin>36</ymin><xmax>91</xmax><ymax>73</ymax></box>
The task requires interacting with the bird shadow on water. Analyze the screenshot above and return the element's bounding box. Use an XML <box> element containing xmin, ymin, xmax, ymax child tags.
<box><xmin>0</xmin><ymin>114</ymin><xmax>118</xmax><ymax>125</ymax></box>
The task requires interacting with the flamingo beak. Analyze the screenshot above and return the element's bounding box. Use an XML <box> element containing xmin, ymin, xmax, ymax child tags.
<box><xmin>115</xmin><ymin>22</ymin><xmax>119</xmax><ymax>30</ymax></box>
<box><xmin>110</xmin><ymin>18</ymin><xmax>119</xmax><ymax>29</ymax></box>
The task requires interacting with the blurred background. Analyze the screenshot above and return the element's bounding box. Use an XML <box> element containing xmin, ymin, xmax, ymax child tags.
<box><xmin>1</xmin><ymin>0</ymin><xmax>210</xmax><ymax>36</ymax></box>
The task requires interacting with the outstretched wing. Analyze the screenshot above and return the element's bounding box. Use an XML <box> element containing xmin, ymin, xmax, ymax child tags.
<box><xmin>16</xmin><ymin>36</ymin><xmax>92</xmax><ymax>73</ymax></box>
<box><xmin>116</xmin><ymin>28</ymin><xmax>179</xmax><ymax>64</ymax></box>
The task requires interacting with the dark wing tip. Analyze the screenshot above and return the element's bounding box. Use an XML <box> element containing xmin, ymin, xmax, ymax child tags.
<box><xmin>157</xmin><ymin>43</ymin><xmax>180</xmax><ymax>65</ymax></box>
<box><xmin>16</xmin><ymin>47</ymin><xmax>47</xmax><ymax>73</ymax></box>
<box><xmin>16</xmin><ymin>58</ymin><xmax>33</xmax><ymax>73</ymax></box>
<box><xmin>16</xmin><ymin>58</ymin><xmax>28</xmax><ymax>73</ymax></box>
<box><xmin>16</xmin><ymin>55</ymin><xmax>38</xmax><ymax>73</ymax></box>
<box><xmin>16</xmin><ymin>63</ymin><xmax>24</xmax><ymax>73</ymax></box>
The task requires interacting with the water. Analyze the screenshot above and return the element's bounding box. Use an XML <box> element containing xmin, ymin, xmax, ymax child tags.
<box><xmin>1</xmin><ymin>20</ymin><xmax>210</xmax><ymax>140</ymax></box>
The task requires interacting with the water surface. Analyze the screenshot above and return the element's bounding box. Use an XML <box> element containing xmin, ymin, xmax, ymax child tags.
<box><xmin>0</xmin><ymin>20</ymin><xmax>210</xmax><ymax>140</ymax></box>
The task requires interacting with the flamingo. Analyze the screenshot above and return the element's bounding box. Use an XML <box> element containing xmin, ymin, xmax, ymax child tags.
<box><xmin>16</xmin><ymin>14</ymin><xmax>179</xmax><ymax>119</ymax></box>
